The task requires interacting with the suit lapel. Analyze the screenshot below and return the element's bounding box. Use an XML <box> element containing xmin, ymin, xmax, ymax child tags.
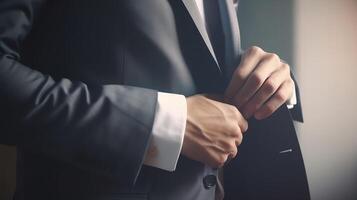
<box><xmin>181</xmin><ymin>0</ymin><xmax>221</xmax><ymax>72</ymax></box>
<box><xmin>181</xmin><ymin>0</ymin><xmax>242</xmax><ymax>76</ymax></box>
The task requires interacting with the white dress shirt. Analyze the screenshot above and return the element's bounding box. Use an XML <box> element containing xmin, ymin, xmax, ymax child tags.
<box><xmin>144</xmin><ymin>92</ymin><xmax>186</xmax><ymax>171</ymax></box>
<box><xmin>143</xmin><ymin>1</ymin><xmax>297</xmax><ymax>172</ymax></box>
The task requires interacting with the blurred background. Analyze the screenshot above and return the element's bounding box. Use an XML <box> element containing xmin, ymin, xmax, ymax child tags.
<box><xmin>1</xmin><ymin>0</ymin><xmax>357</xmax><ymax>199</ymax></box>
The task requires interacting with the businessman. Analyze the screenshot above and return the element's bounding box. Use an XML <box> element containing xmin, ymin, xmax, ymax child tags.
<box><xmin>0</xmin><ymin>0</ymin><xmax>309</xmax><ymax>199</ymax></box>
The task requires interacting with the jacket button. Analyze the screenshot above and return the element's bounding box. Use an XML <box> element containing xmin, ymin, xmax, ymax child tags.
<box><xmin>203</xmin><ymin>175</ymin><xmax>217</xmax><ymax>189</ymax></box>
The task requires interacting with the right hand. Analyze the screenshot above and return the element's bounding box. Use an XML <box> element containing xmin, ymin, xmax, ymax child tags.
<box><xmin>181</xmin><ymin>94</ymin><xmax>248</xmax><ymax>168</ymax></box>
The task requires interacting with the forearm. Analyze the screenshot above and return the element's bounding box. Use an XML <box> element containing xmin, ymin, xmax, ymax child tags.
<box><xmin>1</xmin><ymin>54</ymin><xmax>158</xmax><ymax>184</ymax></box>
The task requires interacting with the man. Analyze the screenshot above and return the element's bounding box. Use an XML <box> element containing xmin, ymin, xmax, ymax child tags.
<box><xmin>0</xmin><ymin>0</ymin><xmax>309</xmax><ymax>199</ymax></box>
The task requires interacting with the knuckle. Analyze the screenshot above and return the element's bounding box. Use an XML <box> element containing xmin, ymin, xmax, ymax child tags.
<box><xmin>285</xmin><ymin>79</ymin><xmax>294</xmax><ymax>91</ymax></box>
<box><xmin>251</xmin><ymin>73</ymin><xmax>264</xmax><ymax>86</ymax></box>
<box><xmin>276</xmin><ymin>90</ymin><xmax>287</xmax><ymax>102</ymax></box>
<box><xmin>268</xmin><ymin>53</ymin><xmax>280</xmax><ymax>61</ymax></box>
<box><xmin>236</xmin><ymin>134</ymin><xmax>243</xmax><ymax>146</ymax></box>
<box><xmin>227</xmin><ymin>104</ymin><xmax>239</xmax><ymax>121</ymax></box>
<box><xmin>230</xmin><ymin>147</ymin><xmax>238</xmax><ymax>158</ymax></box>
<box><xmin>230</xmin><ymin>123</ymin><xmax>240</xmax><ymax>137</ymax></box>
<box><xmin>232</xmin><ymin>144</ymin><xmax>238</xmax><ymax>153</ymax></box>
<box><xmin>264</xmin><ymin>79</ymin><xmax>278</xmax><ymax>94</ymax></box>
<box><xmin>241</xmin><ymin>120</ymin><xmax>248</xmax><ymax>132</ymax></box>
<box><xmin>265</xmin><ymin>105</ymin><xmax>275</xmax><ymax>115</ymax></box>
<box><xmin>232</xmin><ymin>107</ymin><xmax>242</xmax><ymax>119</ymax></box>
<box><xmin>288</xmin><ymin>77</ymin><xmax>294</xmax><ymax>85</ymax></box>
<box><xmin>234</xmin><ymin>69</ymin><xmax>245</xmax><ymax>80</ymax></box>
<box><xmin>249</xmin><ymin>46</ymin><xmax>263</xmax><ymax>55</ymax></box>
<box><xmin>228</xmin><ymin>103</ymin><xmax>238</xmax><ymax>112</ymax></box>
<box><xmin>235</xmin><ymin>117</ymin><xmax>247</xmax><ymax>133</ymax></box>
<box><xmin>281</xmin><ymin>63</ymin><xmax>290</xmax><ymax>72</ymax></box>
<box><xmin>228</xmin><ymin>105</ymin><xmax>241</xmax><ymax>119</ymax></box>
<box><xmin>228</xmin><ymin>141</ymin><xmax>237</xmax><ymax>150</ymax></box>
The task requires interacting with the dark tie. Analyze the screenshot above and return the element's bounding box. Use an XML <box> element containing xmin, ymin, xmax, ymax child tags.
<box><xmin>204</xmin><ymin>0</ymin><xmax>226</xmax><ymax>67</ymax></box>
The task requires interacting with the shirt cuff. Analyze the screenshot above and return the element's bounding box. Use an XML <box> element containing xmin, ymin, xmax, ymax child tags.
<box><xmin>287</xmin><ymin>80</ymin><xmax>297</xmax><ymax>109</ymax></box>
<box><xmin>144</xmin><ymin>92</ymin><xmax>187</xmax><ymax>171</ymax></box>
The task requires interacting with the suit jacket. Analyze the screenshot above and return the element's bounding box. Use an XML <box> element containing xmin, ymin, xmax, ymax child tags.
<box><xmin>0</xmin><ymin>0</ymin><xmax>309</xmax><ymax>199</ymax></box>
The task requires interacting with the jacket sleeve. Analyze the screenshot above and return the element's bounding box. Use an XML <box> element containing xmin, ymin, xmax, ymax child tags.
<box><xmin>0</xmin><ymin>0</ymin><xmax>157</xmax><ymax>185</ymax></box>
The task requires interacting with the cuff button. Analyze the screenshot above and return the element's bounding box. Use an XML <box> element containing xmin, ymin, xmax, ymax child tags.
<box><xmin>203</xmin><ymin>174</ymin><xmax>217</xmax><ymax>189</ymax></box>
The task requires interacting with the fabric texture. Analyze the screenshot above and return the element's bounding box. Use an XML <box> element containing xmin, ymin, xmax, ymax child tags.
<box><xmin>0</xmin><ymin>0</ymin><xmax>308</xmax><ymax>199</ymax></box>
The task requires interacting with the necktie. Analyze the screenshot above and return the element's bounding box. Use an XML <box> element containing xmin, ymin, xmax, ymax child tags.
<box><xmin>204</xmin><ymin>0</ymin><xmax>226</xmax><ymax>67</ymax></box>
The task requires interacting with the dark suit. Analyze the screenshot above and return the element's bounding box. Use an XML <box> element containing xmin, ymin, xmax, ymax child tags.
<box><xmin>0</xmin><ymin>0</ymin><xmax>309</xmax><ymax>199</ymax></box>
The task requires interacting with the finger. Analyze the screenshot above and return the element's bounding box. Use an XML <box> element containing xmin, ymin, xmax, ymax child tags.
<box><xmin>232</xmin><ymin>53</ymin><xmax>281</xmax><ymax>109</ymax></box>
<box><xmin>229</xmin><ymin>132</ymin><xmax>242</xmax><ymax>159</ymax></box>
<box><xmin>234</xmin><ymin>132</ymin><xmax>243</xmax><ymax>147</ymax></box>
<box><xmin>254</xmin><ymin>80</ymin><xmax>293</xmax><ymax>120</ymax></box>
<box><xmin>224</xmin><ymin>46</ymin><xmax>264</xmax><ymax>102</ymax></box>
<box><xmin>229</xmin><ymin>142</ymin><xmax>238</xmax><ymax>158</ymax></box>
<box><xmin>227</xmin><ymin>105</ymin><xmax>249</xmax><ymax>133</ymax></box>
<box><xmin>240</xmin><ymin>63</ymin><xmax>290</xmax><ymax>118</ymax></box>
<box><xmin>211</xmin><ymin>153</ymin><xmax>229</xmax><ymax>168</ymax></box>
<box><xmin>228</xmin><ymin>122</ymin><xmax>244</xmax><ymax>144</ymax></box>
<box><xmin>224</xmin><ymin>152</ymin><xmax>238</xmax><ymax>164</ymax></box>
<box><xmin>235</xmin><ymin>110</ymin><xmax>249</xmax><ymax>133</ymax></box>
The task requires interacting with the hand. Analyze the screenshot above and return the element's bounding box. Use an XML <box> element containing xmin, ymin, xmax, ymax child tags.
<box><xmin>181</xmin><ymin>94</ymin><xmax>248</xmax><ymax>168</ymax></box>
<box><xmin>225</xmin><ymin>46</ymin><xmax>294</xmax><ymax>120</ymax></box>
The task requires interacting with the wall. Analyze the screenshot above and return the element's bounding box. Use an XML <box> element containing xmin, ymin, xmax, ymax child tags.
<box><xmin>238</xmin><ymin>0</ymin><xmax>295</xmax><ymax>67</ymax></box>
<box><xmin>295</xmin><ymin>0</ymin><xmax>357</xmax><ymax>199</ymax></box>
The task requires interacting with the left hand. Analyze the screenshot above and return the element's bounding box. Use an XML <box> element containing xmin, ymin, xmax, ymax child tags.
<box><xmin>224</xmin><ymin>46</ymin><xmax>294</xmax><ymax>120</ymax></box>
